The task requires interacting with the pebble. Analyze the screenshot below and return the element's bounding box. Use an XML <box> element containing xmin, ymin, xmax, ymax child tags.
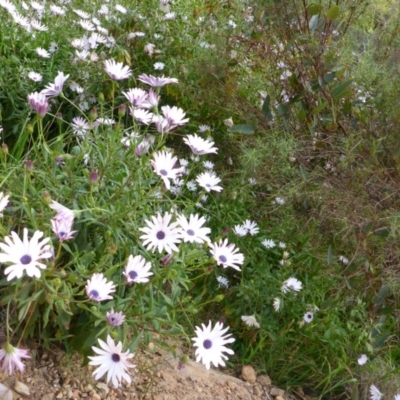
<box><xmin>253</xmin><ymin>385</ymin><xmax>262</xmax><ymax>396</ymax></box>
<box><xmin>241</xmin><ymin>365</ymin><xmax>257</xmax><ymax>383</ymax></box>
<box><xmin>226</xmin><ymin>380</ymin><xmax>236</xmax><ymax>389</ymax></box>
<box><xmin>0</xmin><ymin>383</ymin><xmax>13</xmax><ymax>400</ymax></box>
<box><xmin>256</xmin><ymin>374</ymin><xmax>272</xmax><ymax>387</ymax></box>
<box><xmin>14</xmin><ymin>381</ymin><xmax>30</xmax><ymax>396</ymax></box>
<box><xmin>42</xmin><ymin>394</ymin><xmax>54</xmax><ymax>400</ymax></box>
<box><xmin>270</xmin><ymin>387</ymin><xmax>285</xmax><ymax>397</ymax></box>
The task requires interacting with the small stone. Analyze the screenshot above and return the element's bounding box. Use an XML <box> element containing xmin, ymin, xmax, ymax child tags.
<box><xmin>241</xmin><ymin>365</ymin><xmax>257</xmax><ymax>383</ymax></box>
<box><xmin>226</xmin><ymin>380</ymin><xmax>236</xmax><ymax>389</ymax></box>
<box><xmin>91</xmin><ymin>393</ymin><xmax>101</xmax><ymax>400</ymax></box>
<box><xmin>14</xmin><ymin>381</ymin><xmax>30</xmax><ymax>396</ymax></box>
<box><xmin>96</xmin><ymin>382</ymin><xmax>110</xmax><ymax>395</ymax></box>
<box><xmin>0</xmin><ymin>383</ymin><xmax>13</xmax><ymax>400</ymax></box>
<box><xmin>83</xmin><ymin>384</ymin><xmax>94</xmax><ymax>393</ymax></box>
<box><xmin>270</xmin><ymin>387</ymin><xmax>285</xmax><ymax>397</ymax></box>
<box><xmin>41</xmin><ymin>394</ymin><xmax>54</xmax><ymax>400</ymax></box>
<box><xmin>256</xmin><ymin>374</ymin><xmax>272</xmax><ymax>387</ymax></box>
<box><xmin>253</xmin><ymin>385</ymin><xmax>262</xmax><ymax>396</ymax></box>
<box><xmin>275</xmin><ymin>396</ymin><xmax>285</xmax><ymax>400</ymax></box>
<box><xmin>56</xmin><ymin>391</ymin><xmax>63</xmax><ymax>398</ymax></box>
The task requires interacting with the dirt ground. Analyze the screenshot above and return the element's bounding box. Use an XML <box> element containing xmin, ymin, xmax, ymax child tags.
<box><xmin>0</xmin><ymin>342</ymin><xmax>299</xmax><ymax>400</ymax></box>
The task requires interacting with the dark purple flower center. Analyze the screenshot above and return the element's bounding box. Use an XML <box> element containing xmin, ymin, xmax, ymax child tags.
<box><xmin>111</xmin><ymin>353</ymin><xmax>120</xmax><ymax>362</ymax></box>
<box><xmin>219</xmin><ymin>255</ymin><xmax>227</xmax><ymax>263</ymax></box>
<box><xmin>59</xmin><ymin>231</ymin><xmax>66</xmax><ymax>238</ymax></box>
<box><xmin>89</xmin><ymin>290</ymin><xmax>99</xmax><ymax>299</ymax></box>
<box><xmin>160</xmin><ymin>169</ymin><xmax>168</xmax><ymax>176</ymax></box>
<box><xmin>203</xmin><ymin>339</ymin><xmax>212</xmax><ymax>349</ymax></box>
<box><xmin>206</xmin><ymin>183</ymin><xmax>211</xmax><ymax>187</ymax></box>
<box><xmin>129</xmin><ymin>270</ymin><xmax>138</xmax><ymax>279</ymax></box>
<box><xmin>20</xmin><ymin>255</ymin><xmax>32</xmax><ymax>265</ymax></box>
<box><xmin>187</xmin><ymin>229</ymin><xmax>195</xmax><ymax>236</ymax></box>
<box><xmin>156</xmin><ymin>230</ymin><xmax>166</xmax><ymax>240</ymax></box>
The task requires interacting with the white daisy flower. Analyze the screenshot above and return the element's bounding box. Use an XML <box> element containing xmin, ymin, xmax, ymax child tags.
<box><xmin>30</xmin><ymin>19</ymin><xmax>47</xmax><ymax>31</ymax></box>
<box><xmin>36</xmin><ymin>47</ymin><xmax>51</xmax><ymax>58</ymax></box>
<box><xmin>203</xmin><ymin>161</ymin><xmax>214</xmax><ymax>170</ymax></box>
<box><xmin>28</xmin><ymin>71</ymin><xmax>42</xmax><ymax>82</ymax></box>
<box><xmin>0</xmin><ymin>344</ymin><xmax>31</xmax><ymax>375</ymax></box>
<box><xmin>71</xmin><ymin>116</ymin><xmax>90</xmax><ymax>138</ymax></box>
<box><xmin>192</xmin><ymin>321</ymin><xmax>235</xmax><ymax>370</ymax></box>
<box><xmin>50</xmin><ymin>4</ymin><xmax>65</xmax><ymax>15</ymax></box>
<box><xmin>86</xmin><ymin>273</ymin><xmax>116</xmax><ymax>302</ymax></box>
<box><xmin>123</xmin><ymin>255</ymin><xmax>153</xmax><ymax>284</ymax></box>
<box><xmin>79</xmin><ymin>19</ymin><xmax>96</xmax><ymax>31</ymax></box>
<box><xmin>278</xmin><ymin>241</ymin><xmax>286</xmax><ymax>249</ymax></box>
<box><xmin>242</xmin><ymin>219</ymin><xmax>259</xmax><ymax>235</ymax></box>
<box><xmin>186</xmin><ymin>181</ymin><xmax>197</xmax><ymax>191</ymax></box>
<box><xmin>131</xmin><ymin>108</ymin><xmax>153</xmax><ymax>124</ymax></box>
<box><xmin>281</xmin><ymin>277</ymin><xmax>302</xmax><ymax>294</ymax></box>
<box><xmin>164</xmin><ymin>12</ymin><xmax>176</xmax><ymax>20</ymax></box>
<box><xmin>183</xmin><ymin>134</ymin><xmax>218</xmax><ymax>155</ymax></box>
<box><xmin>358</xmin><ymin>354</ymin><xmax>368</xmax><ymax>366</ymax></box>
<box><xmin>139</xmin><ymin>212</ymin><xmax>182</xmax><ymax>254</ymax></box>
<box><xmin>154</xmin><ymin>62</ymin><xmax>165</xmax><ymax>70</ymax></box>
<box><xmin>88</xmin><ymin>335</ymin><xmax>136</xmax><ymax>388</ymax></box>
<box><xmin>209</xmin><ymin>239</ymin><xmax>244</xmax><ymax>271</ymax></box>
<box><xmin>339</xmin><ymin>255</ymin><xmax>349</xmax><ymax>264</ymax></box>
<box><xmin>199</xmin><ymin>124</ymin><xmax>211</xmax><ymax>133</ymax></box>
<box><xmin>151</xmin><ymin>151</ymin><xmax>185</xmax><ymax>190</ymax></box>
<box><xmin>41</xmin><ymin>71</ymin><xmax>70</xmax><ymax>97</ymax></box>
<box><xmin>115</xmin><ymin>4</ymin><xmax>127</xmax><ymax>13</ymax></box>
<box><xmin>262</xmin><ymin>239</ymin><xmax>276</xmax><ymax>249</ymax></box>
<box><xmin>274</xmin><ymin>197</ymin><xmax>285</xmax><ymax>205</ymax></box>
<box><xmin>73</xmin><ymin>8</ymin><xmax>90</xmax><ymax>19</ymax></box>
<box><xmin>303</xmin><ymin>312</ymin><xmax>313</xmax><ymax>323</ymax></box>
<box><xmin>369</xmin><ymin>384</ymin><xmax>382</xmax><ymax>400</ymax></box>
<box><xmin>137</xmin><ymin>73</ymin><xmax>178</xmax><ymax>87</ymax></box>
<box><xmin>233</xmin><ymin>225</ymin><xmax>247</xmax><ymax>237</ymax></box>
<box><xmin>0</xmin><ymin>192</ymin><xmax>10</xmax><ymax>217</ymax></box>
<box><xmin>248</xmin><ymin>178</ymin><xmax>257</xmax><ymax>185</ymax></box>
<box><xmin>273</xmin><ymin>297</ymin><xmax>282</xmax><ymax>312</ymax></box>
<box><xmin>196</xmin><ymin>172</ymin><xmax>222</xmax><ymax>192</ymax></box>
<box><xmin>217</xmin><ymin>276</ymin><xmax>229</xmax><ymax>289</ymax></box>
<box><xmin>104</xmin><ymin>59</ymin><xmax>132</xmax><ymax>80</ymax></box>
<box><xmin>241</xmin><ymin>315</ymin><xmax>260</xmax><ymax>328</ymax></box>
<box><xmin>0</xmin><ymin>228</ymin><xmax>53</xmax><ymax>280</ymax></box>
<box><xmin>177</xmin><ymin>214</ymin><xmax>211</xmax><ymax>244</ymax></box>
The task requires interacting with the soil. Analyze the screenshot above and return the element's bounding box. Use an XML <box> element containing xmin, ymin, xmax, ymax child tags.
<box><xmin>0</xmin><ymin>342</ymin><xmax>297</xmax><ymax>400</ymax></box>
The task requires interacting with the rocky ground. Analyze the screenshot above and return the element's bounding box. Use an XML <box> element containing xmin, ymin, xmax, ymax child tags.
<box><xmin>0</xmin><ymin>342</ymin><xmax>304</xmax><ymax>400</ymax></box>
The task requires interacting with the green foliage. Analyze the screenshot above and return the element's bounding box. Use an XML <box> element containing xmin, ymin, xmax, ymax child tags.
<box><xmin>1</xmin><ymin>0</ymin><xmax>400</xmax><ymax>397</ymax></box>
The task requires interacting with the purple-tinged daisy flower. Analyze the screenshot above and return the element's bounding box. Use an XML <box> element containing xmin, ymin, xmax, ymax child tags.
<box><xmin>106</xmin><ymin>309</ymin><xmax>126</xmax><ymax>326</ymax></box>
<box><xmin>86</xmin><ymin>273</ymin><xmax>116</xmax><ymax>301</ymax></box>
<box><xmin>35</xmin><ymin>47</ymin><xmax>51</xmax><ymax>58</ymax></box>
<box><xmin>209</xmin><ymin>239</ymin><xmax>244</xmax><ymax>271</ymax></box>
<box><xmin>161</xmin><ymin>105</ymin><xmax>189</xmax><ymax>130</ymax></box>
<box><xmin>242</xmin><ymin>219</ymin><xmax>259</xmax><ymax>235</ymax></box>
<box><xmin>49</xmin><ymin>200</ymin><xmax>75</xmax><ymax>221</ymax></box>
<box><xmin>241</xmin><ymin>315</ymin><xmax>260</xmax><ymax>328</ymax></box>
<box><xmin>137</xmin><ymin>73</ymin><xmax>178</xmax><ymax>87</ymax></box>
<box><xmin>123</xmin><ymin>255</ymin><xmax>153</xmax><ymax>284</ymax></box>
<box><xmin>88</xmin><ymin>335</ymin><xmax>135</xmax><ymax>388</ymax></box>
<box><xmin>51</xmin><ymin>217</ymin><xmax>76</xmax><ymax>241</ymax></box>
<box><xmin>123</xmin><ymin>88</ymin><xmax>148</xmax><ymax>108</ymax></box>
<box><xmin>0</xmin><ymin>343</ymin><xmax>31</xmax><ymax>375</ymax></box>
<box><xmin>183</xmin><ymin>134</ymin><xmax>218</xmax><ymax>155</ymax></box>
<box><xmin>28</xmin><ymin>71</ymin><xmax>43</xmax><ymax>82</ymax></box>
<box><xmin>28</xmin><ymin>92</ymin><xmax>50</xmax><ymax>117</ymax></box>
<box><xmin>104</xmin><ymin>59</ymin><xmax>132</xmax><ymax>80</ymax></box>
<box><xmin>192</xmin><ymin>321</ymin><xmax>234</xmax><ymax>370</ymax></box>
<box><xmin>41</xmin><ymin>71</ymin><xmax>70</xmax><ymax>97</ymax></box>
<box><xmin>0</xmin><ymin>228</ymin><xmax>53</xmax><ymax>280</ymax></box>
<box><xmin>71</xmin><ymin>116</ymin><xmax>90</xmax><ymax>137</ymax></box>
<box><xmin>139</xmin><ymin>212</ymin><xmax>181</xmax><ymax>254</ymax></box>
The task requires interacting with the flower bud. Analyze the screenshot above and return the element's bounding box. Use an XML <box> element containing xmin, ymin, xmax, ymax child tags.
<box><xmin>89</xmin><ymin>169</ymin><xmax>99</xmax><ymax>184</ymax></box>
<box><xmin>43</xmin><ymin>191</ymin><xmax>51</xmax><ymax>205</ymax></box>
<box><xmin>118</xmin><ymin>104</ymin><xmax>126</xmax><ymax>118</ymax></box>
<box><xmin>98</xmin><ymin>92</ymin><xmax>105</xmax><ymax>103</ymax></box>
<box><xmin>111</xmin><ymin>331</ymin><xmax>118</xmax><ymax>339</ymax></box>
<box><xmin>1</xmin><ymin>143</ymin><xmax>8</xmax><ymax>154</ymax></box>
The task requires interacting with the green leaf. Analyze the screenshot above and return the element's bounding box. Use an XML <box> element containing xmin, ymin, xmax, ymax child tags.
<box><xmin>331</xmin><ymin>80</ymin><xmax>353</xmax><ymax>100</ymax></box>
<box><xmin>307</xmin><ymin>4</ymin><xmax>323</xmax><ymax>15</ymax></box>
<box><xmin>277</xmin><ymin>103</ymin><xmax>289</xmax><ymax>117</ymax></box>
<box><xmin>229</xmin><ymin>124</ymin><xmax>255</xmax><ymax>134</ymax></box>
<box><xmin>261</xmin><ymin>95</ymin><xmax>273</xmax><ymax>120</ymax></box>
<box><xmin>327</xmin><ymin>245</ymin><xmax>333</xmax><ymax>265</ymax></box>
<box><xmin>309</xmin><ymin>15</ymin><xmax>319</xmax><ymax>31</ymax></box>
<box><xmin>326</xmin><ymin>5</ymin><xmax>340</xmax><ymax>20</ymax></box>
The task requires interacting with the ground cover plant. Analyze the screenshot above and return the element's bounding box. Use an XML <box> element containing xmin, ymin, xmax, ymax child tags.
<box><xmin>0</xmin><ymin>0</ymin><xmax>400</xmax><ymax>398</ymax></box>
